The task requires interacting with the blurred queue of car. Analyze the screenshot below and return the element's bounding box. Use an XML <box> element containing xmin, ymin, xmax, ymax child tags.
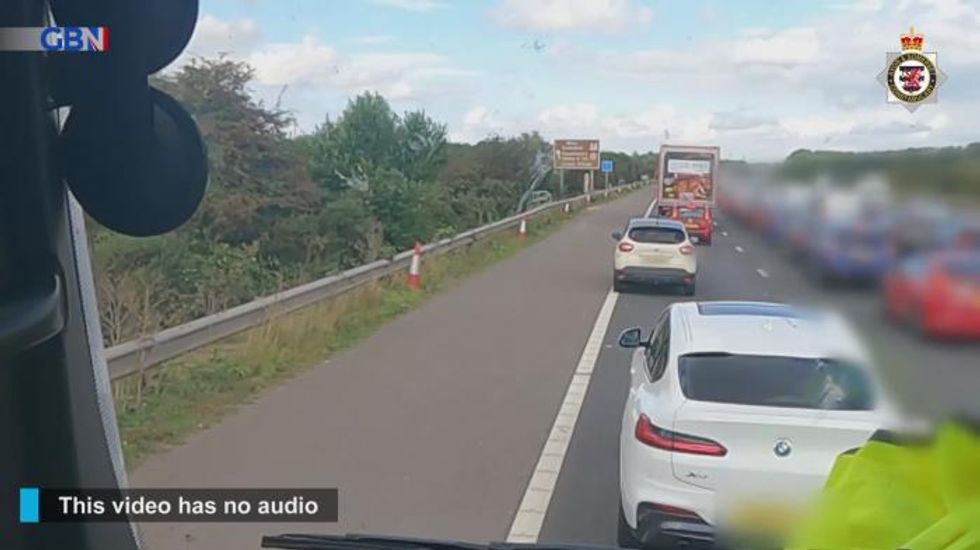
<box><xmin>717</xmin><ymin>179</ymin><xmax>980</xmax><ymax>340</ymax></box>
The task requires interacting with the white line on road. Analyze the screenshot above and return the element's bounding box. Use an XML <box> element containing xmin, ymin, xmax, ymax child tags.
<box><xmin>735</xmin><ymin>245</ymin><xmax>744</xmax><ymax>253</ymax></box>
<box><xmin>722</xmin><ymin>231</ymin><xmax>729</xmax><ymax>237</ymax></box>
<box><xmin>506</xmin><ymin>289</ymin><xmax>620</xmax><ymax>543</ymax></box>
<box><xmin>643</xmin><ymin>199</ymin><xmax>657</xmax><ymax>217</ymax></box>
<box><xmin>756</xmin><ymin>268</ymin><xmax>770</xmax><ymax>279</ymax></box>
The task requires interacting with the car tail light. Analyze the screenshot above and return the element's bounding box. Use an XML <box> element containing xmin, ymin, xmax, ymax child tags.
<box><xmin>635</xmin><ymin>414</ymin><xmax>727</xmax><ymax>456</ymax></box>
<box><xmin>679</xmin><ymin>245</ymin><xmax>695</xmax><ymax>255</ymax></box>
<box><xmin>648</xmin><ymin>503</ymin><xmax>702</xmax><ymax>520</ymax></box>
<box><xmin>618</xmin><ymin>242</ymin><xmax>635</xmax><ymax>253</ymax></box>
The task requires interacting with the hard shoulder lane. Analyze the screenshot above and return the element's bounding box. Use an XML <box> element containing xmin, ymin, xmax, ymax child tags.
<box><xmin>131</xmin><ymin>189</ymin><xmax>654</xmax><ymax>550</ymax></box>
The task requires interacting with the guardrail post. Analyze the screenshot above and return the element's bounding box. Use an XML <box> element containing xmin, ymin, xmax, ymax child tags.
<box><xmin>135</xmin><ymin>339</ymin><xmax>149</xmax><ymax>407</ymax></box>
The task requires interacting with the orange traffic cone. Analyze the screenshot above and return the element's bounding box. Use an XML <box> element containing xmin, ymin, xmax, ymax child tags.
<box><xmin>407</xmin><ymin>242</ymin><xmax>422</xmax><ymax>289</ymax></box>
<box><xmin>517</xmin><ymin>218</ymin><xmax>528</xmax><ymax>240</ymax></box>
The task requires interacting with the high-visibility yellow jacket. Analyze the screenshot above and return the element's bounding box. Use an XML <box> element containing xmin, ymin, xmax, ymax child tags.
<box><xmin>787</xmin><ymin>421</ymin><xmax>980</xmax><ymax>549</ymax></box>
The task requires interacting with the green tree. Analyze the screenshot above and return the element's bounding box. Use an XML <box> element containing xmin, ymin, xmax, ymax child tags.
<box><xmin>397</xmin><ymin>110</ymin><xmax>448</xmax><ymax>182</ymax></box>
<box><xmin>367</xmin><ymin>168</ymin><xmax>449</xmax><ymax>250</ymax></box>
<box><xmin>308</xmin><ymin>93</ymin><xmax>401</xmax><ymax>194</ymax></box>
<box><xmin>153</xmin><ymin>57</ymin><xmax>318</xmax><ymax>245</ymax></box>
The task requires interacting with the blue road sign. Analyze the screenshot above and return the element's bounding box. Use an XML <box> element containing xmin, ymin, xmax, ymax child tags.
<box><xmin>600</xmin><ymin>159</ymin><xmax>613</xmax><ymax>173</ymax></box>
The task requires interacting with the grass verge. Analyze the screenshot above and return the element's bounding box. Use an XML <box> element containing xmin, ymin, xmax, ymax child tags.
<box><xmin>114</xmin><ymin>192</ymin><xmax>631</xmax><ymax>469</ymax></box>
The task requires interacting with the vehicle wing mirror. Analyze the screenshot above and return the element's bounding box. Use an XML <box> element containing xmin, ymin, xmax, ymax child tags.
<box><xmin>611</xmin><ymin>231</ymin><xmax>623</xmax><ymax>241</ymax></box>
<box><xmin>618</xmin><ymin>327</ymin><xmax>645</xmax><ymax>348</ymax></box>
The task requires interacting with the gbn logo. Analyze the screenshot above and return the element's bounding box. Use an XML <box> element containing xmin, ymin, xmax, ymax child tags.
<box><xmin>40</xmin><ymin>27</ymin><xmax>108</xmax><ymax>52</ymax></box>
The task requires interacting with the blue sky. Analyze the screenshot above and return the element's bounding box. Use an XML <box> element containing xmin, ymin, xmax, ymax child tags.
<box><xmin>173</xmin><ymin>0</ymin><xmax>980</xmax><ymax>160</ymax></box>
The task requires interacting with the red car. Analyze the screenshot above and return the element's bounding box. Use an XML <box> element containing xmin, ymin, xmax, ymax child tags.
<box><xmin>657</xmin><ymin>203</ymin><xmax>713</xmax><ymax>245</ymax></box>
<box><xmin>883</xmin><ymin>251</ymin><xmax>980</xmax><ymax>339</ymax></box>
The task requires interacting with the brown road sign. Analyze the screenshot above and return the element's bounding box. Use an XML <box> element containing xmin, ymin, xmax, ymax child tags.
<box><xmin>553</xmin><ymin>139</ymin><xmax>600</xmax><ymax>170</ymax></box>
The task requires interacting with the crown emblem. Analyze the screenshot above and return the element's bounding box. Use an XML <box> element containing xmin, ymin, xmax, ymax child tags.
<box><xmin>900</xmin><ymin>26</ymin><xmax>924</xmax><ymax>51</ymax></box>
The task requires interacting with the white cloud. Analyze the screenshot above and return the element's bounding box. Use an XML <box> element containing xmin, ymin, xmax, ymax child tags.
<box><xmin>452</xmin><ymin>106</ymin><xmax>515</xmax><ymax>142</ymax></box>
<box><xmin>463</xmin><ymin>106</ymin><xmax>490</xmax><ymax>126</ymax></box>
<box><xmin>370</xmin><ymin>0</ymin><xmax>444</xmax><ymax>12</ymax></box>
<box><xmin>831</xmin><ymin>0</ymin><xmax>884</xmax><ymax>12</ymax></box>
<box><xmin>732</xmin><ymin>27</ymin><xmax>819</xmax><ymax>66</ymax></box>
<box><xmin>249</xmin><ymin>36</ymin><xmax>339</xmax><ymax>86</ymax></box>
<box><xmin>174</xmin><ymin>14</ymin><xmax>262</xmax><ymax>64</ymax></box>
<box><xmin>710</xmin><ymin>111</ymin><xmax>777</xmax><ymax>131</ymax></box>
<box><xmin>241</xmin><ymin>35</ymin><xmax>471</xmax><ymax>101</ymax></box>
<box><xmin>537</xmin><ymin>103</ymin><xmax>599</xmax><ymax>127</ymax></box>
<box><xmin>780</xmin><ymin>114</ymin><xmax>857</xmax><ymax>139</ymax></box>
<box><xmin>173</xmin><ymin>4</ymin><xmax>980</xmax><ymax>159</ymax></box>
<box><xmin>331</xmin><ymin>53</ymin><xmax>452</xmax><ymax>98</ymax></box>
<box><xmin>598</xmin><ymin>0</ymin><xmax>980</xmax><ymax>119</ymax></box>
<box><xmin>350</xmin><ymin>34</ymin><xmax>397</xmax><ymax>45</ymax></box>
<box><xmin>492</xmin><ymin>0</ymin><xmax>652</xmax><ymax>32</ymax></box>
<box><xmin>455</xmin><ymin>101</ymin><xmax>719</xmax><ymax>150</ymax></box>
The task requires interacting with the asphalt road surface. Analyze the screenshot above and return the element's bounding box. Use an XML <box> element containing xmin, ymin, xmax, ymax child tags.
<box><xmin>131</xmin><ymin>188</ymin><xmax>654</xmax><ymax>549</ymax></box>
<box><xmin>131</xmin><ymin>187</ymin><xmax>977</xmax><ymax>549</ymax></box>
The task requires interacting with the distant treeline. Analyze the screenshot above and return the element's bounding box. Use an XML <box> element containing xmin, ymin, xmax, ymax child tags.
<box><xmin>780</xmin><ymin>144</ymin><xmax>980</xmax><ymax>198</ymax></box>
<box><xmin>91</xmin><ymin>57</ymin><xmax>656</xmax><ymax>345</ymax></box>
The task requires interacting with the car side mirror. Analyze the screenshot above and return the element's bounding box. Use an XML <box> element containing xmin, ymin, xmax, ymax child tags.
<box><xmin>618</xmin><ymin>327</ymin><xmax>645</xmax><ymax>348</ymax></box>
<box><xmin>611</xmin><ymin>231</ymin><xmax>623</xmax><ymax>241</ymax></box>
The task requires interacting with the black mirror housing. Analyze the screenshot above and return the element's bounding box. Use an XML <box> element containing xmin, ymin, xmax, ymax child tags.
<box><xmin>618</xmin><ymin>327</ymin><xmax>644</xmax><ymax>348</ymax></box>
<box><xmin>611</xmin><ymin>231</ymin><xmax>623</xmax><ymax>241</ymax></box>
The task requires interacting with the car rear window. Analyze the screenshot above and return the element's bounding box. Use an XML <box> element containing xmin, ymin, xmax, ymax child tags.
<box><xmin>678</xmin><ymin>354</ymin><xmax>875</xmax><ymax>411</ymax></box>
<box><xmin>629</xmin><ymin>226</ymin><xmax>685</xmax><ymax>244</ymax></box>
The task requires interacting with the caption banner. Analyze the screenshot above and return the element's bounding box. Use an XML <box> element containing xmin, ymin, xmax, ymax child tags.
<box><xmin>20</xmin><ymin>488</ymin><xmax>338</xmax><ymax>523</ymax></box>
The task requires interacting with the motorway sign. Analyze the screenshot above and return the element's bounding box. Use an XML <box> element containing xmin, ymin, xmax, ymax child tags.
<box><xmin>600</xmin><ymin>159</ymin><xmax>613</xmax><ymax>173</ymax></box>
<box><xmin>553</xmin><ymin>139</ymin><xmax>600</xmax><ymax>170</ymax></box>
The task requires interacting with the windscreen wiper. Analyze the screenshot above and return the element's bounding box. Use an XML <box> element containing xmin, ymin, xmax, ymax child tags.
<box><xmin>261</xmin><ymin>533</ymin><xmax>620</xmax><ymax>550</ymax></box>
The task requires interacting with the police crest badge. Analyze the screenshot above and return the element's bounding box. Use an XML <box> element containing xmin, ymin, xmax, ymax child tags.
<box><xmin>877</xmin><ymin>27</ymin><xmax>947</xmax><ymax>112</ymax></box>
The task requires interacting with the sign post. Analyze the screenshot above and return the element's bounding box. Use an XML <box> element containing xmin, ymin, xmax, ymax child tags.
<box><xmin>600</xmin><ymin>159</ymin><xmax>613</xmax><ymax>190</ymax></box>
<box><xmin>553</xmin><ymin>139</ymin><xmax>600</xmax><ymax>200</ymax></box>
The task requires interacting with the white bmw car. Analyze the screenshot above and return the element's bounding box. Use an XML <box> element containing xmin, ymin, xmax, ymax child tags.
<box><xmin>617</xmin><ymin>302</ymin><xmax>898</xmax><ymax>548</ymax></box>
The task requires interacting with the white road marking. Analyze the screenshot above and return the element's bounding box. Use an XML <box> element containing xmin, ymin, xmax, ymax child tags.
<box><xmin>643</xmin><ymin>199</ymin><xmax>657</xmax><ymax>217</ymax></box>
<box><xmin>735</xmin><ymin>245</ymin><xmax>744</xmax><ymax>253</ymax></box>
<box><xmin>506</xmin><ymin>289</ymin><xmax>620</xmax><ymax>543</ymax></box>
<box><xmin>756</xmin><ymin>268</ymin><xmax>770</xmax><ymax>279</ymax></box>
<box><xmin>722</xmin><ymin>231</ymin><xmax>729</xmax><ymax>237</ymax></box>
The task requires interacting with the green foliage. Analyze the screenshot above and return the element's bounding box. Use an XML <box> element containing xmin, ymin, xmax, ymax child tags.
<box><xmin>398</xmin><ymin>110</ymin><xmax>448</xmax><ymax>182</ymax></box>
<box><xmin>153</xmin><ymin>57</ymin><xmax>318</xmax><ymax>245</ymax></box>
<box><xmin>367</xmin><ymin>168</ymin><xmax>449</xmax><ymax>250</ymax></box>
<box><xmin>307</xmin><ymin>93</ymin><xmax>401</xmax><ymax>193</ymax></box>
<box><xmin>94</xmin><ymin>56</ymin><xmax>641</xmax><ymax>347</ymax></box>
<box><xmin>780</xmin><ymin>144</ymin><xmax>980</xmax><ymax>198</ymax></box>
